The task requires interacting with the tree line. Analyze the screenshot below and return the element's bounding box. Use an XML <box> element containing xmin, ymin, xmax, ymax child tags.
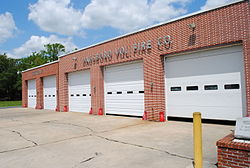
<box><xmin>0</xmin><ymin>43</ymin><xmax>66</xmax><ymax>101</ymax></box>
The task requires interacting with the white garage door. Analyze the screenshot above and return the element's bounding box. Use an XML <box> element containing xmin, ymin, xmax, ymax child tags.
<box><xmin>43</xmin><ymin>75</ymin><xmax>57</xmax><ymax>110</ymax></box>
<box><xmin>28</xmin><ymin>79</ymin><xmax>36</xmax><ymax>108</ymax></box>
<box><xmin>68</xmin><ymin>70</ymin><xmax>91</xmax><ymax>113</ymax></box>
<box><xmin>165</xmin><ymin>45</ymin><xmax>246</xmax><ymax>120</ymax></box>
<box><xmin>104</xmin><ymin>61</ymin><xmax>144</xmax><ymax>116</ymax></box>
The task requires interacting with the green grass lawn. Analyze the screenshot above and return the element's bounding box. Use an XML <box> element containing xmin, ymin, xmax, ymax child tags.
<box><xmin>0</xmin><ymin>101</ymin><xmax>22</xmax><ymax>107</ymax></box>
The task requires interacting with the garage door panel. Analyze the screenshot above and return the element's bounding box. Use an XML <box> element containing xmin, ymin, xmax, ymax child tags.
<box><xmin>106</xmin><ymin>81</ymin><xmax>143</xmax><ymax>87</ymax></box>
<box><xmin>105</xmin><ymin>65</ymin><xmax>143</xmax><ymax>83</ymax></box>
<box><xmin>165</xmin><ymin>45</ymin><xmax>245</xmax><ymax>120</ymax></box>
<box><xmin>107</xmin><ymin>109</ymin><xmax>143</xmax><ymax>113</ymax></box>
<box><xmin>105</xmin><ymin>68</ymin><xmax>143</xmax><ymax>78</ymax></box>
<box><xmin>68</xmin><ymin>70</ymin><xmax>91</xmax><ymax>113</ymax></box>
<box><xmin>166</xmin><ymin>46</ymin><xmax>244</xmax><ymax>79</ymax></box>
<box><xmin>106</xmin><ymin>83</ymin><xmax>143</xmax><ymax>92</ymax></box>
<box><xmin>105</xmin><ymin>61</ymin><xmax>144</xmax><ymax>116</ymax></box>
<box><xmin>105</xmin><ymin>91</ymin><xmax>144</xmax><ymax>94</ymax></box>
<box><xmin>106</xmin><ymin>99</ymin><xmax>144</xmax><ymax>104</ymax></box>
<box><xmin>69</xmin><ymin>71</ymin><xmax>90</xmax><ymax>86</ymax></box>
<box><xmin>70</xmin><ymin>89</ymin><xmax>90</xmax><ymax>94</ymax></box>
<box><xmin>105</xmin><ymin>62</ymin><xmax>143</xmax><ymax>73</ymax></box>
<box><xmin>69</xmin><ymin>97</ymin><xmax>90</xmax><ymax>112</ymax></box>
<box><xmin>105</xmin><ymin>102</ymin><xmax>144</xmax><ymax>107</ymax></box>
<box><xmin>106</xmin><ymin>98</ymin><xmax>144</xmax><ymax>101</ymax></box>
<box><xmin>108</xmin><ymin>112</ymin><xmax>142</xmax><ymax>116</ymax></box>
<box><xmin>28</xmin><ymin>79</ymin><xmax>36</xmax><ymax>108</ymax></box>
<box><xmin>107</xmin><ymin>108</ymin><xmax>143</xmax><ymax>112</ymax></box>
<box><xmin>106</xmin><ymin>108</ymin><xmax>143</xmax><ymax>116</ymax></box>
<box><xmin>106</xmin><ymin>96</ymin><xmax>144</xmax><ymax>101</ymax></box>
<box><xmin>43</xmin><ymin>75</ymin><xmax>57</xmax><ymax>110</ymax></box>
<box><xmin>168</xmin><ymin>106</ymin><xmax>242</xmax><ymax>120</ymax></box>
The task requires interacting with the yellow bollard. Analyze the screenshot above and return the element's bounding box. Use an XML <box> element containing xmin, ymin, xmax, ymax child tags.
<box><xmin>193</xmin><ymin>112</ymin><xmax>203</xmax><ymax>168</ymax></box>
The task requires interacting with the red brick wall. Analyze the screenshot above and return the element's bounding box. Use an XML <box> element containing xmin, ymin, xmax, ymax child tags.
<box><xmin>22</xmin><ymin>62</ymin><xmax>59</xmax><ymax>109</ymax></box>
<box><xmin>217</xmin><ymin>134</ymin><xmax>250</xmax><ymax>168</ymax></box>
<box><xmin>58</xmin><ymin>69</ymin><xmax>68</xmax><ymax>112</ymax></box>
<box><xmin>57</xmin><ymin>1</ymin><xmax>250</xmax><ymax>121</ymax></box>
<box><xmin>35</xmin><ymin>77</ymin><xmax>43</xmax><ymax>109</ymax></box>
<box><xmin>90</xmin><ymin>66</ymin><xmax>104</xmax><ymax>115</ymax></box>
<box><xmin>244</xmin><ymin>39</ymin><xmax>250</xmax><ymax>117</ymax></box>
<box><xmin>22</xmin><ymin>80</ymin><xmax>28</xmax><ymax>107</ymax></box>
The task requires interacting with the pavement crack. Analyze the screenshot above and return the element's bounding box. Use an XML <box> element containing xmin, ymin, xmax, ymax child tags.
<box><xmin>0</xmin><ymin>134</ymin><xmax>93</xmax><ymax>154</ymax></box>
<box><xmin>96</xmin><ymin>135</ymin><xmax>193</xmax><ymax>161</ymax></box>
<box><xmin>42</xmin><ymin>120</ymin><xmax>58</xmax><ymax>123</ymax></box>
<box><xmin>80</xmin><ymin>156</ymin><xmax>95</xmax><ymax>163</ymax></box>
<box><xmin>41</xmin><ymin>121</ymin><xmax>192</xmax><ymax>160</ymax></box>
<box><xmin>0</xmin><ymin>146</ymin><xmax>35</xmax><ymax>154</ymax></box>
<box><xmin>11</xmin><ymin>130</ymin><xmax>38</xmax><ymax>146</ymax></box>
<box><xmin>97</xmin><ymin>122</ymin><xmax>147</xmax><ymax>134</ymax></box>
<box><xmin>2</xmin><ymin>120</ymin><xmax>192</xmax><ymax>162</ymax></box>
<box><xmin>72</xmin><ymin>152</ymin><xmax>102</xmax><ymax>168</ymax></box>
<box><xmin>43</xmin><ymin>121</ymin><xmax>95</xmax><ymax>133</ymax></box>
<box><xmin>42</xmin><ymin>120</ymin><xmax>148</xmax><ymax>135</ymax></box>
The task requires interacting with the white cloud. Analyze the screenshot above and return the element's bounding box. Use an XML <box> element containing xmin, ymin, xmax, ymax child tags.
<box><xmin>9</xmin><ymin>35</ymin><xmax>77</xmax><ymax>58</ymax></box>
<box><xmin>28</xmin><ymin>0</ymin><xmax>83</xmax><ymax>36</ymax></box>
<box><xmin>82</xmin><ymin>0</ymin><xmax>149</xmax><ymax>31</ymax></box>
<box><xmin>82</xmin><ymin>0</ymin><xmax>191</xmax><ymax>32</ymax></box>
<box><xmin>28</xmin><ymin>0</ymin><xmax>192</xmax><ymax>34</ymax></box>
<box><xmin>201</xmin><ymin>0</ymin><xmax>236</xmax><ymax>10</ymax></box>
<box><xmin>149</xmin><ymin>0</ymin><xmax>189</xmax><ymax>22</ymax></box>
<box><xmin>0</xmin><ymin>12</ymin><xmax>17</xmax><ymax>43</ymax></box>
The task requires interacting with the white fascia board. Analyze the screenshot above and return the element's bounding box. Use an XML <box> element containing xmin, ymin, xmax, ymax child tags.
<box><xmin>22</xmin><ymin>60</ymin><xmax>59</xmax><ymax>73</ymax></box>
<box><xmin>58</xmin><ymin>0</ymin><xmax>245</xmax><ymax>58</ymax></box>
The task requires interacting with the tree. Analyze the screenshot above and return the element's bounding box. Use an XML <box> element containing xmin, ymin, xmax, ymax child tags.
<box><xmin>17</xmin><ymin>43</ymin><xmax>66</xmax><ymax>71</ymax></box>
<box><xmin>0</xmin><ymin>43</ymin><xmax>66</xmax><ymax>101</ymax></box>
<box><xmin>41</xmin><ymin>43</ymin><xmax>65</xmax><ymax>62</ymax></box>
<box><xmin>0</xmin><ymin>54</ymin><xmax>20</xmax><ymax>100</ymax></box>
<box><xmin>18</xmin><ymin>52</ymin><xmax>47</xmax><ymax>70</ymax></box>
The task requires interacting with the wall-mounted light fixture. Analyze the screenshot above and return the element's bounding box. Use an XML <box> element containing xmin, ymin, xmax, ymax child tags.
<box><xmin>188</xmin><ymin>23</ymin><xmax>196</xmax><ymax>31</ymax></box>
<box><xmin>188</xmin><ymin>23</ymin><xmax>196</xmax><ymax>46</ymax></box>
<box><xmin>72</xmin><ymin>57</ymin><xmax>77</xmax><ymax>69</ymax></box>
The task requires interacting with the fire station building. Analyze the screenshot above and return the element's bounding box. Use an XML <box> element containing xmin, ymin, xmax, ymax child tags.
<box><xmin>22</xmin><ymin>0</ymin><xmax>250</xmax><ymax>121</ymax></box>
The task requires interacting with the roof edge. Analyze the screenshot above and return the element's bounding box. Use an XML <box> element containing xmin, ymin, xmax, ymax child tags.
<box><xmin>22</xmin><ymin>60</ymin><xmax>59</xmax><ymax>73</ymax></box>
<box><xmin>59</xmin><ymin>0</ymin><xmax>245</xmax><ymax>58</ymax></box>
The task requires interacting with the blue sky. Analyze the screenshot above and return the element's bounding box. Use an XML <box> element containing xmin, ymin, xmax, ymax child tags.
<box><xmin>0</xmin><ymin>0</ymin><xmax>235</xmax><ymax>58</ymax></box>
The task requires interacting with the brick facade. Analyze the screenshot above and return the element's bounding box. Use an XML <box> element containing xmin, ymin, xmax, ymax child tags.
<box><xmin>217</xmin><ymin>134</ymin><xmax>250</xmax><ymax>168</ymax></box>
<box><xmin>22</xmin><ymin>61</ymin><xmax>59</xmax><ymax>109</ymax></box>
<box><xmin>22</xmin><ymin>1</ymin><xmax>250</xmax><ymax>121</ymax></box>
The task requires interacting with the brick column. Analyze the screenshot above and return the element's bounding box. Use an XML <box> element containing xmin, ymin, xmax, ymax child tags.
<box><xmin>90</xmin><ymin>66</ymin><xmax>104</xmax><ymax>115</ymax></box>
<box><xmin>22</xmin><ymin>78</ymin><xmax>28</xmax><ymax>107</ymax></box>
<box><xmin>143</xmin><ymin>55</ymin><xmax>166</xmax><ymax>121</ymax></box>
<box><xmin>36</xmin><ymin>77</ymin><xmax>43</xmax><ymax>109</ymax></box>
<box><xmin>56</xmin><ymin>74</ymin><xmax>59</xmax><ymax>111</ymax></box>
<box><xmin>59</xmin><ymin>72</ymin><xmax>68</xmax><ymax>112</ymax></box>
<box><xmin>243</xmin><ymin>39</ymin><xmax>250</xmax><ymax>117</ymax></box>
